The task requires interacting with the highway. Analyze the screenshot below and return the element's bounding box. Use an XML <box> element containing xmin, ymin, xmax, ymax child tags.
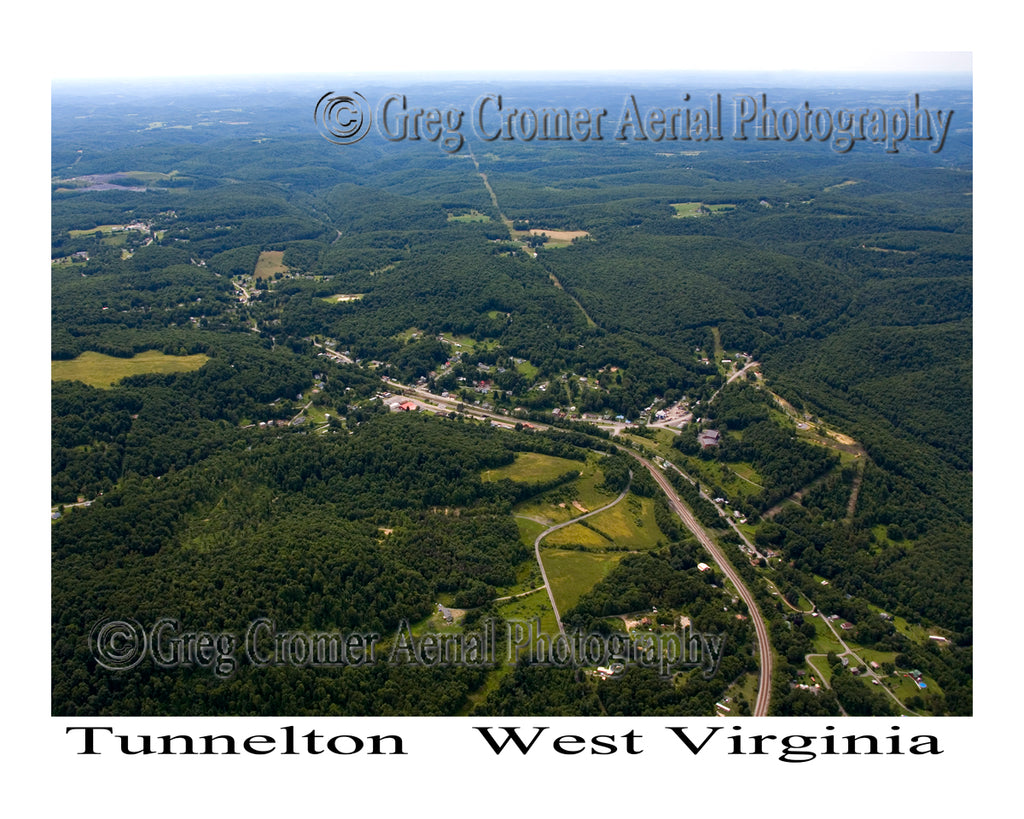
<box><xmin>624</xmin><ymin>451</ymin><xmax>773</xmax><ymax>716</ymax></box>
<box><xmin>375</xmin><ymin>375</ymin><xmax>773</xmax><ymax>714</ymax></box>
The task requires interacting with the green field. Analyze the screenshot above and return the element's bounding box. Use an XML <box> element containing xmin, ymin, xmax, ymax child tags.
<box><xmin>805</xmin><ymin>655</ymin><xmax>834</xmax><ymax>687</ymax></box>
<box><xmin>495</xmin><ymin>586</ymin><xmax>560</xmax><ymax>637</ymax></box>
<box><xmin>69</xmin><ymin>224</ymin><xmax>127</xmax><ymax>237</ymax></box>
<box><xmin>447</xmin><ymin>210</ymin><xmax>491</xmax><ymax>222</ymax></box>
<box><xmin>524</xmin><ymin>228</ymin><xmax>589</xmax><ymax>248</ymax></box>
<box><xmin>729</xmin><ymin>462</ymin><xmax>765</xmax><ymax>489</ymax></box>
<box><xmin>543</xmin><ymin>522</ymin><xmax>611</xmax><ymax>549</ymax></box>
<box><xmin>542</xmin><ymin>548</ymin><xmax>626</xmax><ymax>614</ymax></box>
<box><xmin>514</xmin><ymin>515</ymin><xmax>549</xmax><ymax>547</ymax></box>
<box><xmin>439</xmin><ymin>333</ymin><xmax>500</xmax><ymax>353</ymax></box>
<box><xmin>52</xmin><ymin>350</ymin><xmax>210</xmax><ymax>388</ymax></box>
<box><xmin>670</xmin><ymin>202</ymin><xmax>736</xmax><ymax>217</ymax></box>
<box><xmin>509</xmin><ymin>455</ymin><xmax>614</xmax><ymax>526</ymax></box>
<box><xmin>514</xmin><ymin>359</ymin><xmax>540</xmax><ymax>379</ymax></box>
<box><xmin>583</xmin><ymin>494</ymin><xmax>663</xmax><ymax>549</ymax></box>
<box><xmin>808</xmin><ymin>617</ymin><xmax>845</xmax><ymax>654</ymax></box>
<box><xmin>482</xmin><ymin>452</ymin><xmax>583</xmax><ymax>483</ymax></box>
<box><xmin>573</xmin><ymin>459</ymin><xmax>616</xmax><ymax>509</ymax></box>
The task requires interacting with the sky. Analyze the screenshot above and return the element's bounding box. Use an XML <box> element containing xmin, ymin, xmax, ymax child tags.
<box><xmin>30</xmin><ymin>0</ymin><xmax>976</xmax><ymax>82</ymax></box>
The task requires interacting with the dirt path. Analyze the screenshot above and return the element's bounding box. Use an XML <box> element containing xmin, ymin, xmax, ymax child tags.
<box><xmin>491</xmin><ymin>585</ymin><xmax>546</xmax><ymax>603</ymax></box>
<box><xmin>845</xmin><ymin>458</ymin><xmax>866</xmax><ymax>524</ymax></box>
<box><xmin>468</xmin><ymin>146</ymin><xmax>597</xmax><ymax>328</ymax></box>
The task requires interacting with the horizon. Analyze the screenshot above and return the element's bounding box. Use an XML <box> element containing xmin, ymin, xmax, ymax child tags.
<box><xmin>53</xmin><ymin>66</ymin><xmax>973</xmax><ymax>94</ymax></box>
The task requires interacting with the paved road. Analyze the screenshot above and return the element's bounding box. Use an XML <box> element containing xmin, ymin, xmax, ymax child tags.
<box><xmin>812</xmin><ymin>608</ymin><xmax>918</xmax><ymax>715</ymax></box>
<box><xmin>531</xmin><ymin>475</ymin><xmax>632</xmax><ymax>635</ymax></box>
<box><xmin>378</xmin><ymin>374</ymin><xmax>774</xmax><ymax>713</ymax></box>
<box><xmin>626</xmin><ymin>451</ymin><xmax>774</xmax><ymax>716</ymax></box>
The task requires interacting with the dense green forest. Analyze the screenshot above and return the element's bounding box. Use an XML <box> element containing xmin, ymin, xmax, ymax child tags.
<box><xmin>51</xmin><ymin>78</ymin><xmax>971</xmax><ymax>716</ymax></box>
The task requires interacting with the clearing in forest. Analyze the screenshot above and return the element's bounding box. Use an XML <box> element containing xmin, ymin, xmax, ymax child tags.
<box><xmin>481</xmin><ymin>452</ymin><xmax>583</xmax><ymax>484</ymax></box>
<box><xmin>323</xmin><ymin>293</ymin><xmax>365</xmax><ymax>303</ymax></box>
<box><xmin>670</xmin><ymin>202</ymin><xmax>735</xmax><ymax>217</ymax></box>
<box><xmin>527</xmin><ymin>228</ymin><xmax>589</xmax><ymax>247</ymax></box>
<box><xmin>254</xmin><ymin>250</ymin><xmax>288</xmax><ymax>280</ymax></box>
<box><xmin>52</xmin><ymin>350</ymin><xmax>209</xmax><ymax>388</ymax></box>
<box><xmin>543</xmin><ymin>549</ymin><xmax>626</xmax><ymax>615</ymax></box>
<box><xmin>448</xmin><ymin>210</ymin><xmax>492</xmax><ymax>222</ymax></box>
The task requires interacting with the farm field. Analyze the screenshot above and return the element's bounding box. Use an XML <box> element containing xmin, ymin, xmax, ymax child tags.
<box><xmin>670</xmin><ymin>202</ymin><xmax>736</xmax><ymax>217</ymax></box>
<box><xmin>543</xmin><ymin>522</ymin><xmax>611</xmax><ymax>549</ymax></box>
<box><xmin>51</xmin><ymin>350</ymin><xmax>210</xmax><ymax>388</ymax></box>
<box><xmin>448</xmin><ymin>210</ymin><xmax>491</xmax><ymax>222</ymax></box>
<box><xmin>582</xmin><ymin>494</ymin><xmax>664</xmax><ymax>550</ymax></box>
<box><xmin>481</xmin><ymin>452</ymin><xmax>583</xmax><ymax>483</ymax></box>
<box><xmin>542</xmin><ymin>548</ymin><xmax>626</xmax><ymax>615</ymax></box>
<box><xmin>254</xmin><ymin>250</ymin><xmax>288</xmax><ymax>280</ymax></box>
<box><xmin>527</xmin><ymin>228</ymin><xmax>589</xmax><ymax>247</ymax></box>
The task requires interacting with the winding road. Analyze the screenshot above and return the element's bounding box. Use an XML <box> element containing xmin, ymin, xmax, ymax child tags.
<box><xmin>770</xmin><ymin>581</ymin><xmax>917</xmax><ymax>715</ymax></box>
<box><xmin>371</xmin><ymin>374</ymin><xmax>774</xmax><ymax>714</ymax></box>
<box><xmin>531</xmin><ymin>474</ymin><xmax>633</xmax><ymax>635</ymax></box>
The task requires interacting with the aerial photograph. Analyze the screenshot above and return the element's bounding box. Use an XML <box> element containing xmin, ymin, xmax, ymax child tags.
<box><xmin>50</xmin><ymin>69</ymin><xmax>972</xmax><ymax>721</ymax></box>
<box><xmin>28</xmin><ymin>1</ymin><xmax>1007</xmax><ymax>812</ymax></box>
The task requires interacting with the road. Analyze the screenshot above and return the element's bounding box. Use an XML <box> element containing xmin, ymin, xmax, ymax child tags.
<box><xmin>372</xmin><ymin>374</ymin><xmax>773</xmax><ymax>713</ymax></box>
<box><xmin>656</xmin><ymin>457</ymin><xmax>767</xmax><ymax>561</ymax></box>
<box><xmin>811</xmin><ymin>609</ymin><xmax>918</xmax><ymax>716</ymax></box>
<box><xmin>706</xmin><ymin>360</ymin><xmax>760</xmax><ymax>405</ymax></box>
<box><xmin>531</xmin><ymin>475</ymin><xmax>632</xmax><ymax>635</ymax></box>
<box><xmin>312</xmin><ymin>339</ymin><xmax>354</xmax><ymax>364</ymax></box>
<box><xmin>769</xmin><ymin>580</ymin><xmax>917</xmax><ymax>715</ymax></box>
<box><xmin>626</xmin><ymin>451</ymin><xmax>773</xmax><ymax>716</ymax></box>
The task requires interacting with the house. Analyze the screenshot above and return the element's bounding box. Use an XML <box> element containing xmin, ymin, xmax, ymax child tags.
<box><xmin>698</xmin><ymin>429</ymin><xmax>721</xmax><ymax>448</ymax></box>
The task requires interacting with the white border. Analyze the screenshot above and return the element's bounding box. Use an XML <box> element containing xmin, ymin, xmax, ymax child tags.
<box><xmin>11</xmin><ymin>2</ymin><xmax>1008</xmax><ymax>814</ymax></box>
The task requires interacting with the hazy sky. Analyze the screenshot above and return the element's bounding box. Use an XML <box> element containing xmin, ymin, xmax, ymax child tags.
<box><xmin>44</xmin><ymin>4</ymin><xmax>973</xmax><ymax>81</ymax></box>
